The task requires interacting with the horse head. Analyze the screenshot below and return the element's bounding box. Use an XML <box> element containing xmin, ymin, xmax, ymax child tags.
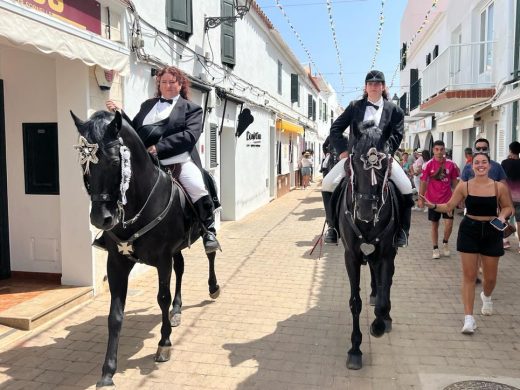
<box><xmin>349</xmin><ymin>120</ymin><xmax>390</xmax><ymax>223</ymax></box>
<box><xmin>71</xmin><ymin>110</ymin><xmax>129</xmax><ymax>230</ymax></box>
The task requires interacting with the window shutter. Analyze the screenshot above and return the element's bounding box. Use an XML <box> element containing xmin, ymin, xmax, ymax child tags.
<box><xmin>400</xmin><ymin>42</ymin><xmax>407</xmax><ymax>70</ymax></box>
<box><xmin>308</xmin><ymin>94</ymin><xmax>313</xmax><ymax>118</ymax></box>
<box><xmin>221</xmin><ymin>0</ymin><xmax>236</xmax><ymax>66</ymax></box>
<box><xmin>323</xmin><ymin>103</ymin><xmax>327</xmax><ymax>122</ymax></box>
<box><xmin>433</xmin><ymin>45</ymin><xmax>439</xmax><ymax>59</ymax></box>
<box><xmin>290</xmin><ymin>74</ymin><xmax>299</xmax><ymax>103</ymax></box>
<box><xmin>210</xmin><ymin>123</ymin><xmax>218</xmax><ymax>168</ymax></box>
<box><xmin>312</xmin><ymin>99</ymin><xmax>316</xmax><ymax>121</ymax></box>
<box><xmin>166</xmin><ymin>0</ymin><xmax>193</xmax><ymax>40</ymax></box>
<box><xmin>319</xmin><ymin>99</ymin><xmax>322</xmax><ymax>120</ymax></box>
<box><xmin>426</xmin><ymin>53</ymin><xmax>431</xmax><ymax>66</ymax></box>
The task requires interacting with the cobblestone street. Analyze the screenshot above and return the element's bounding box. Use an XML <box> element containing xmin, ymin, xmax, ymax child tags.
<box><xmin>1</xmin><ymin>183</ymin><xmax>520</xmax><ymax>389</ymax></box>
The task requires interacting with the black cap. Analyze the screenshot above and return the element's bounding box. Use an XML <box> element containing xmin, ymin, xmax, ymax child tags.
<box><xmin>365</xmin><ymin>70</ymin><xmax>385</xmax><ymax>83</ymax></box>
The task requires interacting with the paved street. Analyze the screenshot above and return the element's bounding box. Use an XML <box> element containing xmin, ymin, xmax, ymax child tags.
<box><xmin>1</xmin><ymin>183</ymin><xmax>520</xmax><ymax>390</ymax></box>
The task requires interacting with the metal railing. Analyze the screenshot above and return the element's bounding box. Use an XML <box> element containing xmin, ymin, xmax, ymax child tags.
<box><xmin>421</xmin><ymin>41</ymin><xmax>497</xmax><ymax>101</ymax></box>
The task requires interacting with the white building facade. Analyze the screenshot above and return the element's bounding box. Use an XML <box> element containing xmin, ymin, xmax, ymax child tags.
<box><xmin>0</xmin><ymin>0</ymin><xmax>339</xmax><ymax>292</ymax></box>
<box><xmin>399</xmin><ymin>0</ymin><xmax>519</xmax><ymax>169</ymax></box>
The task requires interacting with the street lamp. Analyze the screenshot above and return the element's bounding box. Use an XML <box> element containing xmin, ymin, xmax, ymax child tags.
<box><xmin>391</xmin><ymin>93</ymin><xmax>400</xmax><ymax>107</ymax></box>
<box><xmin>205</xmin><ymin>0</ymin><xmax>253</xmax><ymax>31</ymax></box>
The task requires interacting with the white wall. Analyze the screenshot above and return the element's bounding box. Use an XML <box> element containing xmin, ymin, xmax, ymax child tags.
<box><xmin>0</xmin><ymin>45</ymin><xmax>61</xmax><ymax>274</ymax></box>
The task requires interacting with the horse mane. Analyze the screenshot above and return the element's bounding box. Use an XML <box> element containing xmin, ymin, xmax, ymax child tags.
<box><xmin>82</xmin><ymin>111</ymin><xmax>115</xmax><ymax>145</ymax></box>
<box><xmin>354</xmin><ymin>120</ymin><xmax>384</xmax><ymax>154</ymax></box>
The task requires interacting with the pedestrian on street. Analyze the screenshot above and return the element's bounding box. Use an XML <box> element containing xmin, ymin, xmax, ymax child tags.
<box><xmin>460</xmin><ymin>139</ymin><xmax>509</xmax><ymax>249</ymax></box>
<box><xmin>417</xmin><ymin>140</ymin><xmax>459</xmax><ymax>259</ymax></box>
<box><xmin>299</xmin><ymin>151</ymin><xmax>313</xmax><ymax>189</ymax></box>
<box><xmin>321</xmin><ymin>70</ymin><xmax>412</xmax><ymax>246</ymax></box>
<box><xmin>411</xmin><ymin>149</ymin><xmax>429</xmax><ymax>211</ymax></box>
<box><xmin>421</xmin><ymin>152</ymin><xmax>513</xmax><ymax>334</ymax></box>
<box><xmin>106</xmin><ymin>65</ymin><xmax>219</xmax><ymax>253</ymax></box>
<box><xmin>501</xmin><ymin>141</ymin><xmax>520</xmax><ymax>253</ymax></box>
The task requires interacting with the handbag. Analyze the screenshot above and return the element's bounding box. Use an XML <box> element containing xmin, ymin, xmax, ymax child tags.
<box><xmin>494</xmin><ymin>181</ymin><xmax>517</xmax><ymax>238</ymax></box>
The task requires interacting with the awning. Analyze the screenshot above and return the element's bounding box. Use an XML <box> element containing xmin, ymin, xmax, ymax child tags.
<box><xmin>276</xmin><ymin>119</ymin><xmax>304</xmax><ymax>135</ymax></box>
<box><xmin>436</xmin><ymin>104</ymin><xmax>488</xmax><ymax>133</ymax></box>
<box><xmin>0</xmin><ymin>3</ymin><xmax>130</xmax><ymax>75</ymax></box>
<box><xmin>492</xmin><ymin>86</ymin><xmax>520</xmax><ymax>108</ymax></box>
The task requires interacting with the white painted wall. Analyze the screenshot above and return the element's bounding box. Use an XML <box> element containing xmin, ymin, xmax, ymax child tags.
<box><xmin>0</xmin><ymin>45</ymin><xmax>61</xmax><ymax>274</ymax></box>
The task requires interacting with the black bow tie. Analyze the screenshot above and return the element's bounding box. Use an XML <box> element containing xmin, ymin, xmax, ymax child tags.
<box><xmin>366</xmin><ymin>101</ymin><xmax>379</xmax><ymax>110</ymax></box>
<box><xmin>159</xmin><ymin>97</ymin><xmax>173</xmax><ymax>104</ymax></box>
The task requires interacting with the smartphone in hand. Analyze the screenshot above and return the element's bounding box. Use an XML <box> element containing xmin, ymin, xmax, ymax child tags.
<box><xmin>489</xmin><ymin>218</ymin><xmax>507</xmax><ymax>231</ymax></box>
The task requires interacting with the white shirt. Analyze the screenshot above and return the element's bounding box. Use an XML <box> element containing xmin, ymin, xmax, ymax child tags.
<box><xmin>143</xmin><ymin>95</ymin><xmax>191</xmax><ymax>165</ymax></box>
<box><xmin>363</xmin><ymin>96</ymin><xmax>384</xmax><ymax>126</ymax></box>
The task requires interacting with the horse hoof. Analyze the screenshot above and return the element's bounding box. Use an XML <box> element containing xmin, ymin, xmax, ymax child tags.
<box><xmin>96</xmin><ymin>377</ymin><xmax>115</xmax><ymax>388</ymax></box>
<box><xmin>370</xmin><ymin>321</ymin><xmax>386</xmax><ymax>338</ymax></box>
<box><xmin>369</xmin><ymin>295</ymin><xmax>376</xmax><ymax>306</ymax></box>
<box><xmin>384</xmin><ymin>319</ymin><xmax>392</xmax><ymax>333</ymax></box>
<box><xmin>346</xmin><ymin>354</ymin><xmax>362</xmax><ymax>370</ymax></box>
<box><xmin>170</xmin><ymin>312</ymin><xmax>181</xmax><ymax>327</ymax></box>
<box><xmin>209</xmin><ymin>286</ymin><xmax>220</xmax><ymax>299</ymax></box>
<box><xmin>155</xmin><ymin>345</ymin><xmax>171</xmax><ymax>362</ymax></box>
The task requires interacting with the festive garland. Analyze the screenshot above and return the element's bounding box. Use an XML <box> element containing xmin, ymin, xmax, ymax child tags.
<box><xmin>326</xmin><ymin>0</ymin><xmax>345</xmax><ymax>93</ymax></box>
<box><xmin>369</xmin><ymin>0</ymin><xmax>386</xmax><ymax>70</ymax></box>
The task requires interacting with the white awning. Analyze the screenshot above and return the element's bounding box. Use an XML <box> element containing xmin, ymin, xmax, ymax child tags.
<box><xmin>492</xmin><ymin>86</ymin><xmax>520</xmax><ymax>108</ymax></box>
<box><xmin>436</xmin><ymin>104</ymin><xmax>488</xmax><ymax>133</ymax></box>
<box><xmin>0</xmin><ymin>2</ymin><xmax>130</xmax><ymax>75</ymax></box>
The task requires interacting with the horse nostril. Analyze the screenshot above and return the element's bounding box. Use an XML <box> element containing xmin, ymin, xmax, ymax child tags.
<box><xmin>103</xmin><ymin>216</ymin><xmax>113</xmax><ymax>227</ymax></box>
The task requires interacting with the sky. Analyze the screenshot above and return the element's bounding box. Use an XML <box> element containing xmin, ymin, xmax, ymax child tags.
<box><xmin>254</xmin><ymin>0</ymin><xmax>409</xmax><ymax>106</ymax></box>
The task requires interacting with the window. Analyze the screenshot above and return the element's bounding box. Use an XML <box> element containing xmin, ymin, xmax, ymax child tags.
<box><xmin>210</xmin><ymin>123</ymin><xmax>218</xmax><ymax>168</ymax></box>
<box><xmin>400</xmin><ymin>42</ymin><xmax>407</xmax><ymax>70</ymax></box>
<box><xmin>479</xmin><ymin>2</ymin><xmax>494</xmax><ymax>73</ymax></box>
<box><xmin>426</xmin><ymin>53</ymin><xmax>431</xmax><ymax>66</ymax></box>
<box><xmin>323</xmin><ymin>103</ymin><xmax>327</xmax><ymax>122</ymax></box>
<box><xmin>278</xmin><ymin>60</ymin><xmax>283</xmax><ymax>95</ymax></box>
<box><xmin>312</xmin><ymin>99</ymin><xmax>316</xmax><ymax>121</ymax></box>
<box><xmin>308</xmin><ymin>94</ymin><xmax>313</xmax><ymax>118</ymax></box>
<box><xmin>432</xmin><ymin>45</ymin><xmax>439</xmax><ymax>59</ymax></box>
<box><xmin>290</xmin><ymin>74</ymin><xmax>299</xmax><ymax>103</ymax></box>
<box><xmin>166</xmin><ymin>0</ymin><xmax>193</xmax><ymax>41</ymax></box>
<box><xmin>319</xmin><ymin>99</ymin><xmax>323</xmax><ymax>120</ymax></box>
<box><xmin>221</xmin><ymin>0</ymin><xmax>236</xmax><ymax>66</ymax></box>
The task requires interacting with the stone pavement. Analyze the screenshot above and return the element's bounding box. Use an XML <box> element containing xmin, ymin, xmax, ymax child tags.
<box><xmin>1</xmin><ymin>183</ymin><xmax>520</xmax><ymax>390</ymax></box>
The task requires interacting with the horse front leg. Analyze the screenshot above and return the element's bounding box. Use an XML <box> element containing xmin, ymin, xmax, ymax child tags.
<box><xmin>345</xmin><ymin>253</ymin><xmax>363</xmax><ymax>370</ymax></box>
<box><xmin>370</xmin><ymin>255</ymin><xmax>395</xmax><ymax>337</ymax></box>
<box><xmin>97</xmin><ymin>256</ymin><xmax>134</xmax><ymax>388</ymax></box>
<box><xmin>207</xmin><ymin>251</ymin><xmax>220</xmax><ymax>299</ymax></box>
<box><xmin>170</xmin><ymin>252</ymin><xmax>184</xmax><ymax>328</ymax></box>
<box><xmin>155</xmin><ymin>255</ymin><xmax>174</xmax><ymax>363</ymax></box>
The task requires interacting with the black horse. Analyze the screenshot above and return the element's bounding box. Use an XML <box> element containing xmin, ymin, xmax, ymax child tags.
<box><xmin>335</xmin><ymin>120</ymin><xmax>399</xmax><ymax>370</ymax></box>
<box><xmin>71</xmin><ymin>110</ymin><xmax>220</xmax><ymax>387</ymax></box>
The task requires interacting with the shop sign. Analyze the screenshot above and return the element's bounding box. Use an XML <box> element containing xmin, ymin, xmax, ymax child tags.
<box><xmin>408</xmin><ymin>116</ymin><xmax>433</xmax><ymax>134</ymax></box>
<box><xmin>15</xmin><ymin>0</ymin><xmax>101</xmax><ymax>35</ymax></box>
<box><xmin>245</xmin><ymin>131</ymin><xmax>261</xmax><ymax>148</ymax></box>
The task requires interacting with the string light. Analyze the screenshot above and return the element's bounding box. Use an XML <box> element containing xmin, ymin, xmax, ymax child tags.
<box><xmin>389</xmin><ymin>0</ymin><xmax>439</xmax><ymax>88</ymax></box>
<box><xmin>369</xmin><ymin>0</ymin><xmax>385</xmax><ymax>70</ymax></box>
<box><xmin>273</xmin><ymin>0</ymin><xmax>322</xmax><ymax>76</ymax></box>
<box><xmin>325</xmin><ymin>0</ymin><xmax>346</xmax><ymax>93</ymax></box>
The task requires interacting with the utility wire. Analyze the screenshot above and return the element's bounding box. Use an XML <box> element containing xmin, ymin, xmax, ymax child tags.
<box><xmin>325</xmin><ymin>0</ymin><xmax>345</xmax><ymax>94</ymax></box>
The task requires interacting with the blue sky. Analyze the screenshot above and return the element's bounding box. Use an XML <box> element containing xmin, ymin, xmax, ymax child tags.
<box><xmin>255</xmin><ymin>0</ymin><xmax>408</xmax><ymax>106</ymax></box>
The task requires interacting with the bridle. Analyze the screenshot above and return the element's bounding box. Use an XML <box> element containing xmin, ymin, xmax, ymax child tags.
<box><xmin>74</xmin><ymin>134</ymin><xmax>174</xmax><ymax>261</ymax></box>
<box><xmin>348</xmin><ymin>146</ymin><xmax>391</xmax><ymax>225</ymax></box>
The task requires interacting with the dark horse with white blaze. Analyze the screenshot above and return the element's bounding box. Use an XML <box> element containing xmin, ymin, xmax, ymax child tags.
<box><xmin>71</xmin><ymin>110</ymin><xmax>220</xmax><ymax>387</ymax></box>
<box><xmin>335</xmin><ymin>120</ymin><xmax>400</xmax><ymax>370</ymax></box>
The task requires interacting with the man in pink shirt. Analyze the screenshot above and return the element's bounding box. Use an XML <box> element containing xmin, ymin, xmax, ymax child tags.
<box><xmin>418</xmin><ymin>140</ymin><xmax>459</xmax><ymax>259</ymax></box>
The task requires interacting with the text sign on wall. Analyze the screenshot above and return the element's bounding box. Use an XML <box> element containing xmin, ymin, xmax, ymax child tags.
<box><xmin>245</xmin><ymin>131</ymin><xmax>262</xmax><ymax>148</ymax></box>
<box><xmin>16</xmin><ymin>0</ymin><xmax>101</xmax><ymax>35</ymax></box>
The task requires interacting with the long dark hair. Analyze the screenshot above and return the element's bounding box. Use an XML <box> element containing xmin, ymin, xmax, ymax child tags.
<box><xmin>362</xmin><ymin>88</ymin><xmax>389</xmax><ymax>100</ymax></box>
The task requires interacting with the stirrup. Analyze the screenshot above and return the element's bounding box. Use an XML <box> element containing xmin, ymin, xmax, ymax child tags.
<box><xmin>203</xmin><ymin>232</ymin><xmax>221</xmax><ymax>254</ymax></box>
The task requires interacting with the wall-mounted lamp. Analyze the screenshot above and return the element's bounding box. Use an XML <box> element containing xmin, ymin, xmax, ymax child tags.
<box><xmin>391</xmin><ymin>93</ymin><xmax>400</xmax><ymax>107</ymax></box>
<box><xmin>205</xmin><ymin>0</ymin><xmax>253</xmax><ymax>31</ymax></box>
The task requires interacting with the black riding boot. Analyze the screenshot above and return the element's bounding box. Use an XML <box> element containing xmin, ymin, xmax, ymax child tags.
<box><xmin>322</xmin><ymin>191</ymin><xmax>338</xmax><ymax>244</ymax></box>
<box><xmin>396</xmin><ymin>193</ymin><xmax>414</xmax><ymax>247</ymax></box>
<box><xmin>194</xmin><ymin>195</ymin><xmax>220</xmax><ymax>254</ymax></box>
<box><xmin>92</xmin><ymin>232</ymin><xmax>107</xmax><ymax>251</ymax></box>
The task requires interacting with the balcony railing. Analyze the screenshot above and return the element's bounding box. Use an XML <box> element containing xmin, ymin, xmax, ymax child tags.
<box><xmin>422</xmin><ymin>41</ymin><xmax>497</xmax><ymax>101</ymax></box>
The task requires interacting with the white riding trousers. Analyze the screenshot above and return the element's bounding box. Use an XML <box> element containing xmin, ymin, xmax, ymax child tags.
<box><xmin>321</xmin><ymin>157</ymin><xmax>413</xmax><ymax>195</ymax></box>
<box><xmin>177</xmin><ymin>160</ymin><xmax>208</xmax><ymax>203</ymax></box>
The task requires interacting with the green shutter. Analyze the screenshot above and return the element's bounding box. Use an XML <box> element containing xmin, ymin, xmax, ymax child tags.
<box><xmin>210</xmin><ymin>124</ymin><xmax>218</xmax><ymax>168</ymax></box>
<box><xmin>312</xmin><ymin>99</ymin><xmax>316</xmax><ymax>121</ymax></box>
<box><xmin>221</xmin><ymin>0</ymin><xmax>236</xmax><ymax>66</ymax></box>
<box><xmin>166</xmin><ymin>0</ymin><xmax>193</xmax><ymax>39</ymax></box>
<box><xmin>291</xmin><ymin>74</ymin><xmax>299</xmax><ymax>103</ymax></box>
<box><xmin>308</xmin><ymin>94</ymin><xmax>313</xmax><ymax>118</ymax></box>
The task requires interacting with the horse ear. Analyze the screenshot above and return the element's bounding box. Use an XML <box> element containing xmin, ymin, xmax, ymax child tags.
<box><xmin>70</xmin><ymin>111</ymin><xmax>86</xmax><ymax>135</ymax></box>
<box><xmin>107</xmin><ymin>110</ymin><xmax>122</xmax><ymax>137</ymax></box>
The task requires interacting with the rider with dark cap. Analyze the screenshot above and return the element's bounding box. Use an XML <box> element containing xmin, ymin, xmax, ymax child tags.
<box><xmin>321</xmin><ymin>70</ymin><xmax>413</xmax><ymax>247</ymax></box>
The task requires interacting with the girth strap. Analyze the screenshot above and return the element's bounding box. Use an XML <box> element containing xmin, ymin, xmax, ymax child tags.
<box><xmin>106</xmin><ymin>179</ymin><xmax>176</xmax><ymax>263</ymax></box>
